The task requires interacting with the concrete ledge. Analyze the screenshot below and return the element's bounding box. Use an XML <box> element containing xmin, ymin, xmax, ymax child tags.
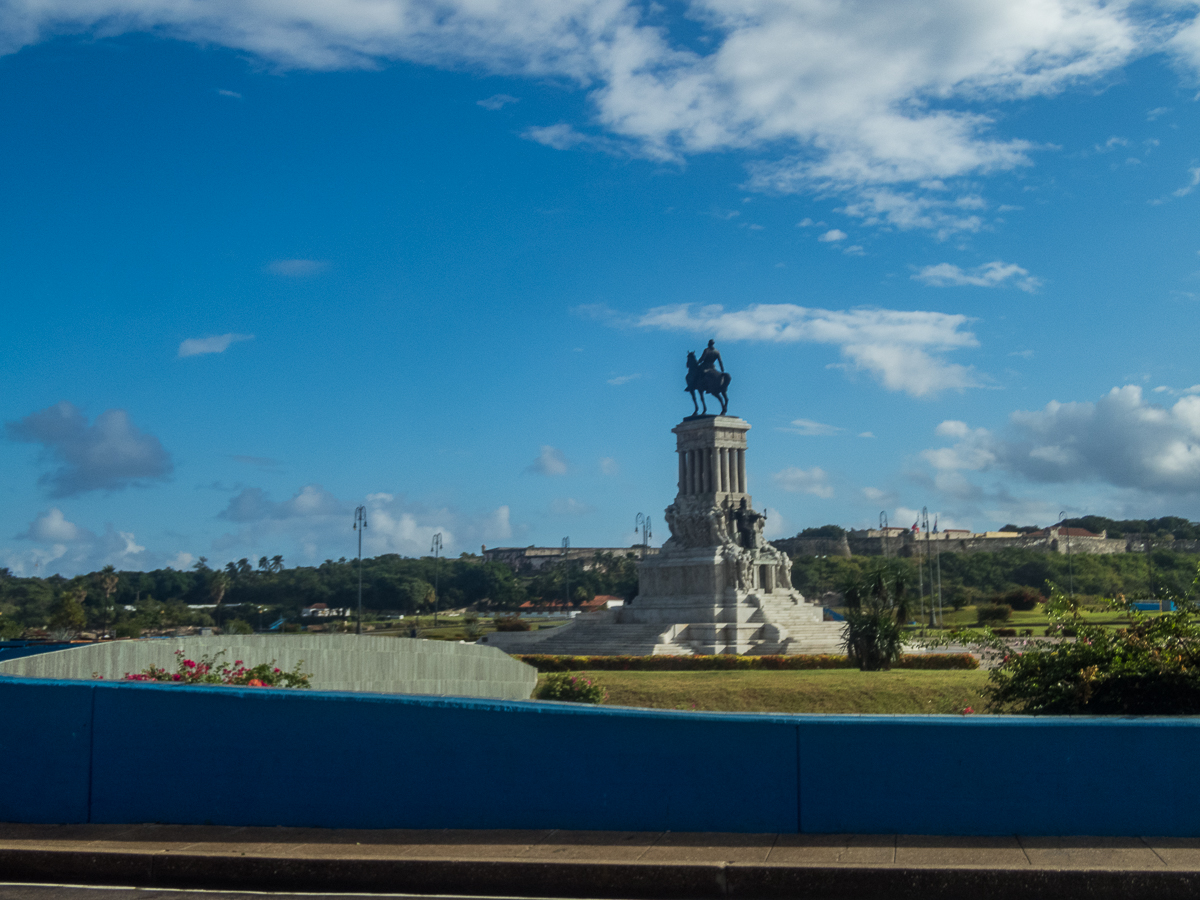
<box><xmin>3</xmin><ymin>826</ymin><xmax>1200</xmax><ymax>900</ymax></box>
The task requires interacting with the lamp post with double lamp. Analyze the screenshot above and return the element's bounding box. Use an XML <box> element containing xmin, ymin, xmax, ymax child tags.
<box><xmin>1059</xmin><ymin>510</ymin><xmax>1075</xmax><ymax>600</ymax></box>
<box><xmin>561</xmin><ymin>536</ymin><xmax>571</xmax><ymax>618</ymax></box>
<box><xmin>431</xmin><ymin>533</ymin><xmax>443</xmax><ymax>627</ymax></box>
<box><xmin>635</xmin><ymin>513</ymin><xmax>652</xmax><ymax>548</ymax></box>
<box><xmin>353</xmin><ymin>506</ymin><xmax>367</xmax><ymax>635</ymax></box>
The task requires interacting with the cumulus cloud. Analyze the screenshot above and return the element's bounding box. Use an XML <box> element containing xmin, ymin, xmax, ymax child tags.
<box><xmin>178</xmin><ymin>333</ymin><xmax>254</xmax><ymax>358</ymax></box>
<box><xmin>817</xmin><ymin>229</ymin><xmax>847</xmax><ymax>242</ymax></box>
<box><xmin>780</xmin><ymin>418</ymin><xmax>841</xmax><ymax>436</ymax></box>
<box><xmin>635</xmin><ymin>302</ymin><xmax>980</xmax><ymax>397</ymax></box>
<box><xmin>0</xmin><ymin>1</ymin><xmax>1187</xmax><ymax>234</ymax></box>
<box><xmin>6</xmin><ymin>508</ymin><xmax>160</xmax><ymax>577</ymax></box>
<box><xmin>550</xmin><ymin>497</ymin><xmax>594</xmax><ymax>516</ymax></box>
<box><xmin>912</xmin><ymin>260</ymin><xmax>1041</xmax><ymax>291</ymax></box>
<box><xmin>213</xmin><ymin>484</ymin><xmax>515</xmax><ymax>561</ymax></box>
<box><xmin>1173</xmin><ymin>167</ymin><xmax>1200</xmax><ymax>198</ymax></box>
<box><xmin>5</xmin><ymin>401</ymin><xmax>173</xmax><ymax>497</ymax></box>
<box><xmin>773</xmin><ymin>466</ymin><xmax>834</xmax><ymax>498</ymax></box>
<box><xmin>477</xmin><ymin>93</ymin><xmax>518</xmax><ymax>110</ymax></box>
<box><xmin>528</xmin><ymin>445</ymin><xmax>569</xmax><ymax>475</ymax></box>
<box><xmin>922</xmin><ymin>385</ymin><xmax>1200</xmax><ymax>496</ymax></box>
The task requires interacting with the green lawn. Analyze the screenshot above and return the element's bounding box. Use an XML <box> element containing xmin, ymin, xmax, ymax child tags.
<box><xmin>542</xmin><ymin>669</ymin><xmax>989</xmax><ymax>714</ymax></box>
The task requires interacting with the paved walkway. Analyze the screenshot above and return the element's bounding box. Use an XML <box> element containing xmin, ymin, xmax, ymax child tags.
<box><xmin>2</xmin><ymin>824</ymin><xmax>1199</xmax><ymax>899</ymax></box>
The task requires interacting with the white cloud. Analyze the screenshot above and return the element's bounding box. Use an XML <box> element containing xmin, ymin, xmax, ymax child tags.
<box><xmin>817</xmin><ymin>229</ymin><xmax>847</xmax><ymax>242</ymax></box>
<box><xmin>0</xmin><ymin>1</ymin><xmax>1185</xmax><ymax>234</ymax></box>
<box><xmin>178</xmin><ymin>333</ymin><xmax>254</xmax><ymax>358</ymax></box>
<box><xmin>478</xmin><ymin>93</ymin><xmax>518</xmax><ymax>110</ymax></box>
<box><xmin>607</xmin><ymin>373</ymin><xmax>641</xmax><ymax>385</ymax></box>
<box><xmin>214</xmin><ymin>484</ymin><xmax>516</xmax><ymax>561</ymax></box>
<box><xmin>635</xmin><ymin>302</ymin><xmax>981</xmax><ymax>397</ymax></box>
<box><xmin>266</xmin><ymin>258</ymin><xmax>327</xmax><ymax>277</ymax></box>
<box><xmin>8</xmin><ymin>509</ymin><xmax>157</xmax><ymax>577</ymax></box>
<box><xmin>862</xmin><ymin>486</ymin><xmax>888</xmax><ymax>501</ymax></box>
<box><xmin>5</xmin><ymin>401</ymin><xmax>173</xmax><ymax>496</ymax></box>
<box><xmin>922</xmin><ymin>385</ymin><xmax>1200</xmax><ymax>496</ymax></box>
<box><xmin>843</xmin><ymin>245</ymin><xmax>865</xmax><ymax>256</ymax></box>
<box><xmin>773</xmin><ymin>466</ymin><xmax>834</xmax><ymax>498</ymax></box>
<box><xmin>913</xmin><ymin>260</ymin><xmax>1041</xmax><ymax>291</ymax></box>
<box><xmin>217</xmin><ymin>88</ymin><xmax>242</xmax><ymax>99</ymax></box>
<box><xmin>859</xmin><ymin>431</ymin><xmax>875</xmax><ymax>438</ymax></box>
<box><xmin>780</xmin><ymin>418</ymin><xmax>841</xmax><ymax>436</ymax></box>
<box><xmin>528</xmin><ymin>445</ymin><xmax>569</xmax><ymax>475</ymax></box>
<box><xmin>599</xmin><ymin>456</ymin><xmax>619</xmax><ymax>476</ymax></box>
<box><xmin>1146</xmin><ymin>106</ymin><xmax>1171</xmax><ymax>121</ymax></box>
<box><xmin>1173</xmin><ymin>167</ymin><xmax>1200</xmax><ymax>198</ymax></box>
<box><xmin>550</xmin><ymin>497</ymin><xmax>594</xmax><ymax>516</ymax></box>
<box><xmin>762</xmin><ymin>507</ymin><xmax>789</xmax><ymax>540</ymax></box>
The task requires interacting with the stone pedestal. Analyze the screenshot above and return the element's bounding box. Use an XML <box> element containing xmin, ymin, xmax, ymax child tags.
<box><xmin>481</xmin><ymin>414</ymin><xmax>844</xmax><ymax>657</ymax></box>
<box><xmin>618</xmin><ymin>415</ymin><xmax>833</xmax><ymax>654</ymax></box>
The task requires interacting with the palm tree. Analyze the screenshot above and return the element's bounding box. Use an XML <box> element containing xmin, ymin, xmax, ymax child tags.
<box><xmin>258</xmin><ymin>556</ymin><xmax>270</xmax><ymax>574</ymax></box>
<box><xmin>98</xmin><ymin>564</ymin><xmax>119</xmax><ymax>641</ymax></box>
<box><xmin>270</xmin><ymin>555</ymin><xmax>284</xmax><ymax>574</ymax></box>
<box><xmin>210</xmin><ymin>571</ymin><xmax>230</xmax><ymax>630</ymax></box>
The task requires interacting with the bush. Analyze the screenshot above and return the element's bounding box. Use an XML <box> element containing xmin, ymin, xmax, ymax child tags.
<box><xmin>123</xmin><ymin>650</ymin><xmax>311</xmax><ymax>688</ymax></box>
<box><xmin>225</xmin><ymin>618</ymin><xmax>254</xmax><ymax>635</ymax></box>
<box><xmin>515</xmin><ymin>653</ymin><xmax>978</xmax><ymax>671</ymax></box>
<box><xmin>842</xmin><ymin>607</ymin><xmax>903</xmax><ymax>671</ymax></box>
<box><xmin>535</xmin><ymin>672</ymin><xmax>607</xmax><ymax>704</ymax></box>
<box><xmin>494</xmin><ymin>616</ymin><xmax>531</xmax><ymax>632</ymax></box>
<box><xmin>993</xmin><ymin>628</ymin><xmax>1017</xmax><ymax>637</ymax></box>
<box><xmin>997</xmin><ymin>587</ymin><xmax>1042</xmax><ymax>611</ymax></box>
<box><xmin>977</xmin><ymin>603</ymin><xmax>1013</xmax><ymax>624</ymax></box>
<box><xmin>955</xmin><ymin>575</ymin><xmax>1200</xmax><ymax>714</ymax></box>
<box><xmin>114</xmin><ymin>621</ymin><xmax>141</xmax><ymax>639</ymax></box>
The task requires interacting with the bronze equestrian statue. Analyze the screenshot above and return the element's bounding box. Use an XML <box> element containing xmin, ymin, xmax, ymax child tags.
<box><xmin>686</xmin><ymin>340</ymin><xmax>731</xmax><ymax>416</ymax></box>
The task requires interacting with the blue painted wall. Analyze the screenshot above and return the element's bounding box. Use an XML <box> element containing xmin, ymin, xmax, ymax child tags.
<box><xmin>2</xmin><ymin>675</ymin><xmax>1199</xmax><ymax>835</ymax></box>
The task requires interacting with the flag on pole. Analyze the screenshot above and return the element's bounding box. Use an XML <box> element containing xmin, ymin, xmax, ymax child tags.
<box><xmin>911</xmin><ymin>521</ymin><xmax>919</xmax><ymax>532</ymax></box>
<box><xmin>933</xmin><ymin>516</ymin><xmax>939</xmax><ymax>534</ymax></box>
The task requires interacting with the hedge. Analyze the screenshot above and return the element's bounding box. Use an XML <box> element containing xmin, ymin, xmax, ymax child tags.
<box><xmin>516</xmin><ymin>653</ymin><xmax>979</xmax><ymax>672</ymax></box>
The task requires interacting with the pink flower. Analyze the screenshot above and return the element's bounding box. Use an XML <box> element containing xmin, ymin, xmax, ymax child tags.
<box><xmin>173</xmin><ymin>673</ymin><xmax>181</xmax><ymax>681</ymax></box>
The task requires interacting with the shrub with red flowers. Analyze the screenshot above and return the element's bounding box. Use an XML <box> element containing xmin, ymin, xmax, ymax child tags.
<box><xmin>535</xmin><ymin>672</ymin><xmax>607</xmax><ymax>704</ymax></box>
<box><xmin>123</xmin><ymin>650</ymin><xmax>311</xmax><ymax>688</ymax></box>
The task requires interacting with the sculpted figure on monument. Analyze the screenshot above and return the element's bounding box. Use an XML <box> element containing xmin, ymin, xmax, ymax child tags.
<box><xmin>733</xmin><ymin>497</ymin><xmax>765</xmax><ymax>550</ymax></box>
<box><xmin>685</xmin><ymin>340</ymin><xmax>731</xmax><ymax>416</ymax></box>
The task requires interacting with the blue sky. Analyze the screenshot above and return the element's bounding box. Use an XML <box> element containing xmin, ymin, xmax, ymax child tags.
<box><xmin>3</xmin><ymin>1</ymin><xmax>1200</xmax><ymax>577</ymax></box>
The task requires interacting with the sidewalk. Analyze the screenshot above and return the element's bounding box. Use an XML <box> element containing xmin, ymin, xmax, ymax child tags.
<box><xmin>2</xmin><ymin>823</ymin><xmax>1199</xmax><ymax>899</ymax></box>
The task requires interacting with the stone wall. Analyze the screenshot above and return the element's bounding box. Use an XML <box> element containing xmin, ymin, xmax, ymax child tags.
<box><xmin>773</xmin><ymin>532</ymin><xmax>1129</xmax><ymax>558</ymax></box>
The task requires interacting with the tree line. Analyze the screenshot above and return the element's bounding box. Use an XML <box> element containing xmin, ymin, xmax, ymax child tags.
<box><xmin>0</xmin><ymin>551</ymin><xmax>640</xmax><ymax>639</ymax></box>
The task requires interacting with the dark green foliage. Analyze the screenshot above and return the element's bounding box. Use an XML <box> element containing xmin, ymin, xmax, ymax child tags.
<box><xmin>799</xmin><ymin>525</ymin><xmax>846</xmax><ymax>539</ymax></box>
<box><xmin>535</xmin><ymin>672</ymin><xmax>607</xmax><ymax>703</ymax></box>
<box><xmin>975</xmin><ymin>575</ymin><xmax>1200</xmax><ymax>714</ymax></box>
<box><xmin>997</xmin><ymin>587</ymin><xmax>1043</xmax><ymax>610</ymax></box>
<box><xmin>976</xmin><ymin>603</ymin><xmax>1013</xmax><ymax>624</ymax></box>
<box><xmin>843</xmin><ymin>606</ymin><xmax>903</xmax><ymax>671</ymax></box>
<box><xmin>517</xmin><ymin>653</ymin><xmax>978</xmax><ymax>671</ymax></box>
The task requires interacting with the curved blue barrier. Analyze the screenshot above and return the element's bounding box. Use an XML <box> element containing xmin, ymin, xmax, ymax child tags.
<box><xmin>1</xmin><ymin>674</ymin><xmax>1198</xmax><ymax>836</ymax></box>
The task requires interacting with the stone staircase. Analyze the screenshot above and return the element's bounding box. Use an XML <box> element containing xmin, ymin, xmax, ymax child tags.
<box><xmin>480</xmin><ymin>596</ymin><xmax>847</xmax><ymax>657</ymax></box>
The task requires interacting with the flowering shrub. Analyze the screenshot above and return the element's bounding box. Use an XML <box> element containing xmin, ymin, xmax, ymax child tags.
<box><xmin>517</xmin><ymin>653</ymin><xmax>977</xmax><ymax>672</ymax></box>
<box><xmin>535</xmin><ymin>672</ymin><xmax>607</xmax><ymax>704</ymax></box>
<box><xmin>123</xmin><ymin>650</ymin><xmax>311</xmax><ymax>688</ymax></box>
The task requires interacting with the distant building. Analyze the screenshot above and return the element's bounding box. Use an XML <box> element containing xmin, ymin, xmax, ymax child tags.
<box><xmin>481</xmin><ymin>545</ymin><xmax>659</xmax><ymax>573</ymax></box>
<box><xmin>774</xmin><ymin>524</ymin><xmax>1129</xmax><ymax>558</ymax></box>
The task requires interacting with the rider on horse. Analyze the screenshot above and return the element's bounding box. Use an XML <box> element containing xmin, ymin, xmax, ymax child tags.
<box><xmin>697</xmin><ymin>340</ymin><xmax>724</xmax><ymax>379</ymax></box>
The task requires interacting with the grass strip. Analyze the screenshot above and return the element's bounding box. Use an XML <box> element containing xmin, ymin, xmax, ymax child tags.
<box><xmin>538</xmin><ymin>669</ymin><xmax>988</xmax><ymax>715</ymax></box>
<box><xmin>517</xmin><ymin>653</ymin><xmax>978</xmax><ymax>672</ymax></box>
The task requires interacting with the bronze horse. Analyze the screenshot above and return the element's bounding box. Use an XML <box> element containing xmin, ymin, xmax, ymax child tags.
<box><xmin>686</xmin><ymin>351</ymin><xmax>731</xmax><ymax>416</ymax></box>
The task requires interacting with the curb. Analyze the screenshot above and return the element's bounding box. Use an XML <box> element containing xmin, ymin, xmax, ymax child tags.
<box><xmin>3</xmin><ymin>848</ymin><xmax>1200</xmax><ymax>900</ymax></box>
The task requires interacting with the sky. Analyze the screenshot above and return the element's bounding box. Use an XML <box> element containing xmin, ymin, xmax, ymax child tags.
<box><xmin>3</xmin><ymin>0</ymin><xmax>1200</xmax><ymax>577</ymax></box>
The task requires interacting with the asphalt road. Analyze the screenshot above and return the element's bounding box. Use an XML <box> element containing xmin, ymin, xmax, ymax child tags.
<box><xmin>0</xmin><ymin>886</ymin><xmax>546</xmax><ymax>900</ymax></box>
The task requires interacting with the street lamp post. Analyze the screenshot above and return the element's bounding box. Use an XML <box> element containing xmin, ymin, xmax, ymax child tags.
<box><xmin>561</xmin><ymin>536</ymin><xmax>571</xmax><ymax>617</ymax></box>
<box><xmin>431</xmin><ymin>533</ymin><xmax>443</xmax><ymax>627</ymax></box>
<box><xmin>1059</xmin><ymin>510</ymin><xmax>1075</xmax><ymax>599</ymax></box>
<box><xmin>879</xmin><ymin>511</ymin><xmax>889</xmax><ymax>558</ymax></box>
<box><xmin>353</xmin><ymin>506</ymin><xmax>368</xmax><ymax>635</ymax></box>
<box><xmin>635</xmin><ymin>513</ymin><xmax>652</xmax><ymax>548</ymax></box>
